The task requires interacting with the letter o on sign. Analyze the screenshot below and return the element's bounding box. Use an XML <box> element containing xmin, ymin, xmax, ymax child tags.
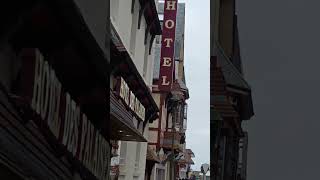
<box><xmin>165</xmin><ymin>20</ymin><xmax>175</xmax><ymax>29</ymax></box>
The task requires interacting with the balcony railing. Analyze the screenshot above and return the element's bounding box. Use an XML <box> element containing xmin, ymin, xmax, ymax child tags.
<box><xmin>161</xmin><ymin>131</ymin><xmax>182</xmax><ymax>150</ymax></box>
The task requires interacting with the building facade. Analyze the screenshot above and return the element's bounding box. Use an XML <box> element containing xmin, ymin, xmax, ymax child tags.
<box><xmin>0</xmin><ymin>0</ymin><xmax>110</xmax><ymax>180</ymax></box>
<box><xmin>109</xmin><ymin>0</ymin><xmax>161</xmax><ymax>180</ymax></box>
<box><xmin>237</xmin><ymin>132</ymin><xmax>248</xmax><ymax>180</ymax></box>
<box><xmin>211</xmin><ymin>0</ymin><xmax>254</xmax><ymax>180</ymax></box>
<box><xmin>148</xmin><ymin>2</ymin><xmax>195</xmax><ymax>180</ymax></box>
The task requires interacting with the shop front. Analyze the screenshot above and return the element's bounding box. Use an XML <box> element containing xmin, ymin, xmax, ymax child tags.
<box><xmin>0</xmin><ymin>1</ymin><xmax>110</xmax><ymax>179</ymax></box>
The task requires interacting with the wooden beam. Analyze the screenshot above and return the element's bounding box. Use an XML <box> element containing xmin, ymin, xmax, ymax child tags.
<box><xmin>138</xmin><ymin>2</ymin><xmax>150</xmax><ymax>29</ymax></box>
<box><xmin>149</xmin><ymin>34</ymin><xmax>155</xmax><ymax>55</ymax></box>
<box><xmin>131</xmin><ymin>0</ymin><xmax>136</xmax><ymax>13</ymax></box>
<box><xmin>144</xmin><ymin>18</ymin><xmax>155</xmax><ymax>45</ymax></box>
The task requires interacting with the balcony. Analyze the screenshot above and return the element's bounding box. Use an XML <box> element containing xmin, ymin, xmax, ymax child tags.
<box><xmin>161</xmin><ymin>131</ymin><xmax>182</xmax><ymax>150</ymax></box>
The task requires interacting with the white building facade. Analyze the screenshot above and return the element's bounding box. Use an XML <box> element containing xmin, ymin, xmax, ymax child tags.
<box><xmin>110</xmin><ymin>0</ymin><xmax>161</xmax><ymax>180</ymax></box>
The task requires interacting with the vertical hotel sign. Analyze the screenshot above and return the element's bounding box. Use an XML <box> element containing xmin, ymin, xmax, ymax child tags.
<box><xmin>159</xmin><ymin>0</ymin><xmax>178</xmax><ymax>91</ymax></box>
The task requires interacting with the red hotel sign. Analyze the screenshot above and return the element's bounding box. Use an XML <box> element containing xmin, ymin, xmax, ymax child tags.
<box><xmin>159</xmin><ymin>0</ymin><xmax>178</xmax><ymax>91</ymax></box>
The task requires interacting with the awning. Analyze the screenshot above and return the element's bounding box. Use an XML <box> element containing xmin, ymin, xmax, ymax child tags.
<box><xmin>214</xmin><ymin>44</ymin><xmax>254</xmax><ymax>120</ymax></box>
<box><xmin>110</xmin><ymin>24</ymin><xmax>159</xmax><ymax>123</ymax></box>
<box><xmin>110</xmin><ymin>92</ymin><xmax>147</xmax><ymax>142</ymax></box>
<box><xmin>216</xmin><ymin>43</ymin><xmax>251</xmax><ymax>92</ymax></box>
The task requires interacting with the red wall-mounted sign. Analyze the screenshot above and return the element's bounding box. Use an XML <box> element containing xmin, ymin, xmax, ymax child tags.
<box><xmin>158</xmin><ymin>0</ymin><xmax>178</xmax><ymax>91</ymax></box>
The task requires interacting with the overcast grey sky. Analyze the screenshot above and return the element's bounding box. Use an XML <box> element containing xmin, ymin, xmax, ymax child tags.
<box><xmin>181</xmin><ymin>0</ymin><xmax>210</xmax><ymax>171</ymax></box>
<box><xmin>237</xmin><ymin>0</ymin><xmax>320</xmax><ymax>179</ymax></box>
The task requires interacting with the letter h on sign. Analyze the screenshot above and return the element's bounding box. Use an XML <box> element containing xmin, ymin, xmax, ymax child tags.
<box><xmin>158</xmin><ymin>0</ymin><xmax>178</xmax><ymax>91</ymax></box>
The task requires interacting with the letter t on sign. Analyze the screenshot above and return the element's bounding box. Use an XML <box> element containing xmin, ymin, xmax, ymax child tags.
<box><xmin>164</xmin><ymin>38</ymin><xmax>173</xmax><ymax>48</ymax></box>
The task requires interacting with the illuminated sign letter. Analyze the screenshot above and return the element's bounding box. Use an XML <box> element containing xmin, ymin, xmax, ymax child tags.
<box><xmin>162</xmin><ymin>57</ymin><xmax>172</xmax><ymax>67</ymax></box>
<box><xmin>166</xmin><ymin>0</ymin><xmax>176</xmax><ymax>10</ymax></box>
<box><xmin>164</xmin><ymin>38</ymin><xmax>173</xmax><ymax>47</ymax></box>
<box><xmin>158</xmin><ymin>0</ymin><xmax>179</xmax><ymax>91</ymax></box>
<box><xmin>165</xmin><ymin>20</ymin><xmax>175</xmax><ymax>29</ymax></box>
<box><xmin>162</xmin><ymin>76</ymin><xmax>170</xmax><ymax>86</ymax></box>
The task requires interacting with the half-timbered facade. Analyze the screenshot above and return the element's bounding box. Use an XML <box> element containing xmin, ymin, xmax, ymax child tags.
<box><xmin>211</xmin><ymin>1</ymin><xmax>254</xmax><ymax>180</ymax></box>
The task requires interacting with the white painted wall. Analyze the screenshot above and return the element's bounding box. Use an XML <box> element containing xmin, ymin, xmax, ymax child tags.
<box><xmin>118</xmin><ymin>141</ymin><xmax>146</xmax><ymax>180</ymax></box>
<box><xmin>111</xmin><ymin>0</ymin><xmax>159</xmax><ymax>179</ymax></box>
<box><xmin>110</xmin><ymin>0</ymin><xmax>156</xmax><ymax>87</ymax></box>
<box><xmin>117</xmin><ymin>125</ymin><xmax>149</xmax><ymax>180</ymax></box>
<box><xmin>148</xmin><ymin>131</ymin><xmax>158</xmax><ymax>144</ymax></box>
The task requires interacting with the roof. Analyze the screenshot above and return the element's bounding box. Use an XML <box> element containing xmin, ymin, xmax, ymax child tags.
<box><xmin>178</xmin><ymin>149</ymin><xmax>195</xmax><ymax>165</ymax></box>
<box><xmin>216</xmin><ymin>43</ymin><xmax>251</xmax><ymax>91</ymax></box>
<box><xmin>215</xmin><ymin>43</ymin><xmax>254</xmax><ymax>120</ymax></box>
<box><xmin>212</xmin><ymin>65</ymin><xmax>239</xmax><ymax>118</ymax></box>
<box><xmin>110</xmin><ymin>24</ymin><xmax>159</xmax><ymax>122</ymax></box>
<box><xmin>176</xmin><ymin>79</ymin><xmax>189</xmax><ymax>99</ymax></box>
<box><xmin>185</xmin><ymin>149</ymin><xmax>195</xmax><ymax>156</ymax></box>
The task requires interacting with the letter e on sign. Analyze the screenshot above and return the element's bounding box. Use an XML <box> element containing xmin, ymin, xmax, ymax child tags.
<box><xmin>162</xmin><ymin>57</ymin><xmax>172</xmax><ymax>67</ymax></box>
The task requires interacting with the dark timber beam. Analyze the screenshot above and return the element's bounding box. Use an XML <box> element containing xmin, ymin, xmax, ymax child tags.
<box><xmin>149</xmin><ymin>34</ymin><xmax>155</xmax><ymax>55</ymax></box>
<box><xmin>144</xmin><ymin>18</ymin><xmax>155</xmax><ymax>45</ymax></box>
<box><xmin>131</xmin><ymin>0</ymin><xmax>136</xmax><ymax>13</ymax></box>
<box><xmin>138</xmin><ymin>2</ymin><xmax>150</xmax><ymax>29</ymax></box>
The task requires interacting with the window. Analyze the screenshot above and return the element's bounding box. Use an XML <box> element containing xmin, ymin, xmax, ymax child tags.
<box><xmin>143</xmin><ymin>34</ymin><xmax>149</xmax><ymax>78</ymax></box>
<box><xmin>175</xmin><ymin>60</ymin><xmax>179</xmax><ymax>79</ymax></box>
<box><xmin>160</xmin><ymin>20</ymin><xmax>163</xmax><ymax>29</ymax></box>
<box><xmin>110</xmin><ymin>0</ymin><xmax>119</xmax><ymax>21</ymax></box>
<box><xmin>135</xmin><ymin>143</ymin><xmax>141</xmax><ymax>169</ymax></box>
<box><xmin>156</xmin><ymin>169</ymin><xmax>165</xmax><ymax>180</ymax></box>
<box><xmin>158</xmin><ymin>14</ymin><xmax>164</xmax><ymax>21</ymax></box>
<box><xmin>156</xmin><ymin>35</ymin><xmax>161</xmax><ymax>44</ymax></box>
<box><xmin>119</xmin><ymin>141</ymin><xmax>127</xmax><ymax>165</ymax></box>
<box><xmin>130</xmin><ymin>0</ymin><xmax>139</xmax><ymax>55</ymax></box>
<box><xmin>174</xmin><ymin>103</ymin><xmax>184</xmax><ymax>129</ymax></box>
<box><xmin>183</xmin><ymin>118</ymin><xmax>187</xmax><ymax>131</ymax></box>
<box><xmin>184</xmin><ymin>104</ymin><xmax>188</xmax><ymax>119</ymax></box>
